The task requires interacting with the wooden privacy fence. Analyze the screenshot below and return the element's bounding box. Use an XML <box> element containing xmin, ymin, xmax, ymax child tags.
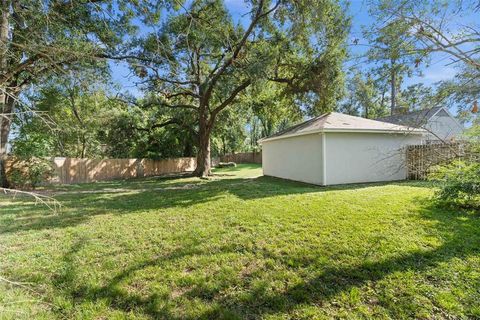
<box><xmin>406</xmin><ymin>142</ymin><xmax>478</xmax><ymax>180</ymax></box>
<box><xmin>220</xmin><ymin>152</ymin><xmax>262</xmax><ymax>164</ymax></box>
<box><xmin>7</xmin><ymin>157</ymin><xmax>196</xmax><ymax>185</ymax></box>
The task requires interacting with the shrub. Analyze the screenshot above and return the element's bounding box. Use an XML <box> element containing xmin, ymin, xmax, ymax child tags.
<box><xmin>8</xmin><ymin>157</ymin><xmax>54</xmax><ymax>190</ymax></box>
<box><xmin>429</xmin><ymin>160</ymin><xmax>480</xmax><ymax>208</ymax></box>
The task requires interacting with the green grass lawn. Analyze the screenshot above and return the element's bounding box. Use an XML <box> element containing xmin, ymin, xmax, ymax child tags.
<box><xmin>1</xmin><ymin>164</ymin><xmax>479</xmax><ymax>319</ymax></box>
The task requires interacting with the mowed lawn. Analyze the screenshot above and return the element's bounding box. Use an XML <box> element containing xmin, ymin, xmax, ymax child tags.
<box><xmin>1</xmin><ymin>164</ymin><xmax>479</xmax><ymax>319</ymax></box>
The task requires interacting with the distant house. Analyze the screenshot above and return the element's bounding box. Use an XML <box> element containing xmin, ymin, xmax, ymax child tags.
<box><xmin>259</xmin><ymin>112</ymin><xmax>425</xmax><ymax>186</ymax></box>
<box><xmin>377</xmin><ymin>107</ymin><xmax>464</xmax><ymax>142</ymax></box>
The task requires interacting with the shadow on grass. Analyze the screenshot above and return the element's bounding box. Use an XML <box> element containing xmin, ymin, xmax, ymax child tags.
<box><xmin>42</xmin><ymin>163</ymin><xmax>260</xmax><ymax>192</ymax></box>
<box><xmin>203</xmin><ymin>201</ymin><xmax>479</xmax><ymax>319</ymax></box>
<box><xmin>41</xmin><ymin>171</ymin><xmax>198</xmax><ymax>192</ymax></box>
<box><xmin>47</xmin><ymin>198</ymin><xmax>479</xmax><ymax>318</ymax></box>
<box><xmin>52</xmin><ymin>237</ymin><xmax>209</xmax><ymax>319</ymax></box>
<box><xmin>0</xmin><ymin>175</ymin><xmax>430</xmax><ymax>235</ymax></box>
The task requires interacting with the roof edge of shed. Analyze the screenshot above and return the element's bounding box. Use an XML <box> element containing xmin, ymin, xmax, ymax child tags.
<box><xmin>258</xmin><ymin>127</ymin><xmax>426</xmax><ymax>144</ymax></box>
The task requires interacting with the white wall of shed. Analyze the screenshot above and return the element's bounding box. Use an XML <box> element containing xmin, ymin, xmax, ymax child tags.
<box><xmin>262</xmin><ymin>133</ymin><xmax>323</xmax><ymax>185</ymax></box>
<box><xmin>324</xmin><ymin>132</ymin><xmax>423</xmax><ymax>185</ymax></box>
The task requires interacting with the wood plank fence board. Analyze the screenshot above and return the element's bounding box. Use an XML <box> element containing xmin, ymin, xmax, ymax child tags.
<box><xmin>220</xmin><ymin>152</ymin><xmax>262</xmax><ymax>164</ymax></box>
<box><xmin>6</xmin><ymin>157</ymin><xmax>196</xmax><ymax>185</ymax></box>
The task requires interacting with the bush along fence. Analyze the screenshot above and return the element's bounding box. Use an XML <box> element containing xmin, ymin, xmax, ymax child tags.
<box><xmin>406</xmin><ymin>142</ymin><xmax>478</xmax><ymax>180</ymax></box>
<box><xmin>6</xmin><ymin>157</ymin><xmax>196</xmax><ymax>185</ymax></box>
<box><xmin>220</xmin><ymin>152</ymin><xmax>262</xmax><ymax>164</ymax></box>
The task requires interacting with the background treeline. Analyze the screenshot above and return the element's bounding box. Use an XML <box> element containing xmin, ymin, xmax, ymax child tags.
<box><xmin>1</xmin><ymin>0</ymin><xmax>479</xmax><ymax>173</ymax></box>
<box><xmin>12</xmin><ymin>73</ymin><xmax>303</xmax><ymax>159</ymax></box>
<box><xmin>13</xmin><ymin>64</ymin><xmax>478</xmax><ymax>161</ymax></box>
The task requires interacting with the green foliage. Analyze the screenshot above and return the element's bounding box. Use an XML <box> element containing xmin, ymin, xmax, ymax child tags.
<box><xmin>365</xmin><ymin>0</ymin><xmax>479</xmax><ymax>118</ymax></box>
<box><xmin>346</xmin><ymin>0</ymin><xmax>451</xmax><ymax>119</ymax></box>
<box><xmin>429</xmin><ymin>124</ymin><xmax>480</xmax><ymax>208</ymax></box>
<box><xmin>11</xmin><ymin>69</ymin><xmax>119</xmax><ymax>158</ymax></box>
<box><xmin>1</xmin><ymin>0</ymin><xmax>162</xmax><ymax>82</ymax></box>
<box><xmin>100</xmin><ymin>109</ymin><xmax>144</xmax><ymax>158</ymax></box>
<box><xmin>370</xmin><ymin>0</ymin><xmax>479</xmax><ymax>76</ymax></box>
<box><xmin>245</xmin><ymin>82</ymin><xmax>303</xmax><ymax>145</ymax></box>
<box><xmin>400</xmin><ymin>83</ymin><xmax>436</xmax><ymax>111</ymax></box>
<box><xmin>212</xmin><ymin>106</ymin><xmax>250</xmax><ymax>155</ymax></box>
<box><xmin>101</xmin><ymin>105</ymin><xmax>198</xmax><ymax>158</ymax></box>
<box><xmin>10</xmin><ymin>130</ymin><xmax>56</xmax><ymax>158</ymax></box>
<box><xmin>362</xmin><ymin>16</ymin><xmax>423</xmax><ymax>113</ymax></box>
<box><xmin>429</xmin><ymin>160</ymin><xmax>480</xmax><ymax>208</ymax></box>
<box><xmin>340</xmin><ymin>71</ymin><xmax>389</xmax><ymax>118</ymax></box>
<box><xmin>435</xmin><ymin>64</ymin><xmax>480</xmax><ymax>123</ymax></box>
<box><xmin>7</xmin><ymin>157</ymin><xmax>54</xmax><ymax>190</ymax></box>
<box><xmin>0</xmin><ymin>0</ymin><xmax>167</xmax><ymax>182</ymax></box>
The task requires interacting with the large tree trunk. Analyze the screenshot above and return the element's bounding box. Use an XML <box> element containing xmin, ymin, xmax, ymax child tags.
<box><xmin>193</xmin><ymin>115</ymin><xmax>212</xmax><ymax>177</ymax></box>
<box><xmin>0</xmin><ymin>0</ymin><xmax>9</xmax><ymax>61</ymax></box>
<box><xmin>194</xmin><ymin>135</ymin><xmax>211</xmax><ymax>177</ymax></box>
<box><xmin>0</xmin><ymin>94</ymin><xmax>13</xmax><ymax>188</ymax></box>
<box><xmin>1</xmin><ymin>0</ymin><xmax>11</xmax><ymax>187</ymax></box>
<box><xmin>0</xmin><ymin>157</ymin><xmax>7</xmax><ymax>187</ymax></box>
<box><xmin>0</xmin><ymin>97</ymin><xmax>11</xmax><ymax>153</ymax></box>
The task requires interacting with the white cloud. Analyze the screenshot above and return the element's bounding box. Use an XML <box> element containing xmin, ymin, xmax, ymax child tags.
<box><xmin>406</xmin><ymin>64</ymin><xmax>457</xmax><ymax>87</ymax></box>
<box><xmin>422</xmin><ymin>65</ymin><xmax>457</xmax><ymax>82</ymax></box>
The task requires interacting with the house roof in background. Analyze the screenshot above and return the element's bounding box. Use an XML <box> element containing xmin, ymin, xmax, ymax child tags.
<box><xmin>259</xmin><ymin>112</ymin><xmax>425</xmax><ymax>142</ymax></box>
<box><xmin>376</xmin><ymin>107</ymin><xmax>443</xmax><ymax>127</ymax></box>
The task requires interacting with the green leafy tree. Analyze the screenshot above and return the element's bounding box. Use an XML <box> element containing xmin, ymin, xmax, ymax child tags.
<box><xmin>429</xmin><ymin>123</ymin><xmax>480</xmax><ymax>208</ymax></box>
<box><xmin>249</xmin><ymin>82</ymin><xmax>302</xmax><ymax>137</ymax></box>
<box><xmin>340</xmin><ymin>71</ymin><xmax>388</xmax><ymax>119</ymax></box>
<box><xmin>366</xmin><ymin>0</ymin><xmax>479</xmax><ymax>120</ymax></box>
<box><xmin>12</xmin><ymin>69</ymin><xmax>118</xmax><ymax>158</ymax></box>
<box><xmin>212</xmin><ymin>105</ymin><xmax>250</xmax><ymax>156</ymax></box>
<box><xmin>120</xmin><ymin>0</ymin><xmax>349</xmax><ymax>176</ymax></box>
<box><xmin>101</xmin><ymin>101</ymin><xmax>199</xmax><ymax>159</ymax></box>
<box><xmin>371</xmin><ymin>0</ymin><xmax>480</xmax><ymax>75</ymax></box>
<box><xmin>400</xmin><ymin>83</ymin><xmax>435</xmax><ymax>111</ymax></box>
<box><xmin>363</xmin><ymin>17</ymin><xmax>422</xmax><ymax>115</ymax></box>
<box><xmin>435</xmin><ymin>64</ymin><xmax>480</xmax><ymax>123</ymax></box>
<box><xmin>0</xmin><ymin>0</ymin><xmax>159</xmax><ymax>186</ymax></box>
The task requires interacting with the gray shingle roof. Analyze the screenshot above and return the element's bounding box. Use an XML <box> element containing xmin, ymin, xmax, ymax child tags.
<box><xmin>260</xmin><ymin>112</ymin><xmax>425</xmax><ymax>142</ymax></box>
<box><xmin>376</xmin><ymin>107</ymin><xmax>442</xmax><ymax>127</ymax></box>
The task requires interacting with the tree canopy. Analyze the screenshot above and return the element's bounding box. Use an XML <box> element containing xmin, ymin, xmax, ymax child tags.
<box><xmin>115</xmin><ymin>0</ymin><xmax>349</xmax><ymax>176</ymax></box>
<box><xmin>0</xmin><ymin>0</ymin><xmax>157</xmax><ymax>185</ymax></box>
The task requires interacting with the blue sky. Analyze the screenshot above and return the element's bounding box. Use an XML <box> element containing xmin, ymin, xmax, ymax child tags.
<box><xmin>110</xmin><ymin>0</ymin><xmax>461</xmax><ymax>97</ymax></box>
<box><xmin>346</xmin><ymin>0</ymin><xmax>459</xmax><ymax>87</ymax></box>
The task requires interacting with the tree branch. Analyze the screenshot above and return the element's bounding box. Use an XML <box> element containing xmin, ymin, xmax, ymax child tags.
<box><xmin>134</xmin><ymin>118</ymin><xmax>198</xmax><ymax>137</ymax></box>
<box><xmin>203</xmin><ymin>0</ymin><xmax>280</xmax><ymax>104</ymax></box>
<box><xmin>157</xmin><ymin>102</ymin><xmax>198</xmax><ymax>110</ymax></box>
<box><xmin>110</xmin><ymin>96</ymin><xmax>198</xmax><ymax>110</ymax></box>
<box><xmin>210</xmin><ymin>79</ymin><xmax>251</xmax><ymax>118</ymax></box>
<box><xmin>268</xmin><ymin>77</ymin><xmax>294</xmax><ymax>84</ymax></box>
<box><xmin>159</xmin><ymin>90</ymin><xmax>200</xmax><ymax>99</ymax></box>
<box><xmin>134</xmin><ymin>119</ymin><xmax>180</xmax><ymax>131</ymax></box>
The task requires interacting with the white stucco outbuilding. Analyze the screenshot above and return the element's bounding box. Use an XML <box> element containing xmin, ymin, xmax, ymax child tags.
<box><xmin>259</xmin><ymin>112</ymin><xmax>426</xmax><ymax>186</ymax></box>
